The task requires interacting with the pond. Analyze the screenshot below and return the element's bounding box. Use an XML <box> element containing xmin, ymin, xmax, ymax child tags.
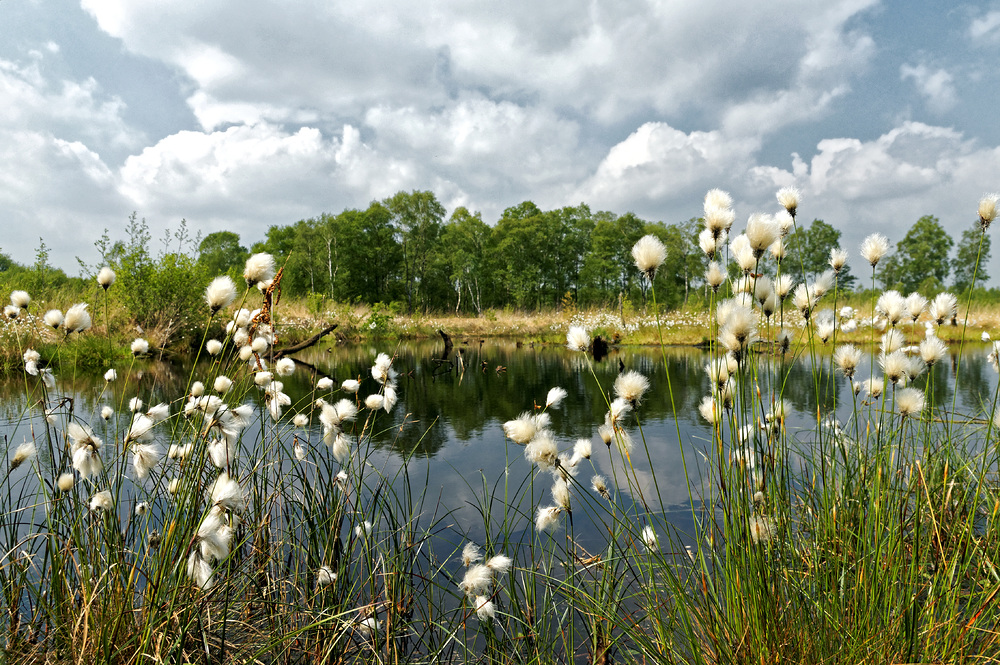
<box><xmin>3</xmin><ymin>337</ymin><xmax>997</xmax><ymax>547</ymax></box>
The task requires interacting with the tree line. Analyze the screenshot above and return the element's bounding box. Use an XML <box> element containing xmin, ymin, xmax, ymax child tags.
<box><xmin>0</xmin><ymin>190</ymin><xmax>994</xmax><ymax>320</ymax></box>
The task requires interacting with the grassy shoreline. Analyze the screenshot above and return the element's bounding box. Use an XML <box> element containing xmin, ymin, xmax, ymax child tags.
<box><xmin>5</xmin><ymin>299</ymin><xmax>1000</xmax><ymax>375</ymax></box>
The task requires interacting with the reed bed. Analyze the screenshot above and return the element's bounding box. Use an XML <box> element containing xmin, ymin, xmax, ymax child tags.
<box><xmin>4</xmin><ymin>192</ymin><xmax>1000</xmax><ymax>664</ymax></box>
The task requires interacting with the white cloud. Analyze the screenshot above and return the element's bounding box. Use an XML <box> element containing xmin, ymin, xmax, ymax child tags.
<box><xmin>0</xmin><ymin>128</ymin><xmax>125</xmax><ymax>267</ymax></box>
<box><xmin>748</xmin><ymin>122</ymin><xmax>1000</xmax><ymax>279</ymax></box>
<box><xmin>970</xmin><ymin>10</ymin><xmax>1000</xmax><ymax>42</ymax></box>
<box><xmin>0</xmin><ymin>57</ymin><xmax>140</xmax><ymax>149</ymax></box>
<box><xmin>79</xmin><ymin>0</ymin><xmax>879</xmax><ymax>134</ymax></box>
<box><xmin>576</xmin><ymin>122</ymin><xmax>761</xmax><ymax>217</ymax></box>
<box><xmin>900</xmin><ymin>63</ymin><xmax>958</xmax><ymax>114</ymax></box>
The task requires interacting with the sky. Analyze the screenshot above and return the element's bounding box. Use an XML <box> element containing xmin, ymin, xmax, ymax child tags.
<box><xmin>2</xmin><ymin>0</ymin><xmax>1000</xmax><ymax>284</ymax></box>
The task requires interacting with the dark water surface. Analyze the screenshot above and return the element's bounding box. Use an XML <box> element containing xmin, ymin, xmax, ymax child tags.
<box><xmin>3</xmin><ymin>339</ymin><xmax>998</xmax><ymax>545</ymax></box>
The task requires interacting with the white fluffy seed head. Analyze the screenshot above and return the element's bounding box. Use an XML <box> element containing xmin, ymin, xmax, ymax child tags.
<box><xmin>860</xmin><ymin>233</ymin><xmax>890</xmax><ymax>267</ymax></box>
<box><xmin>243</xmin><ymin>253</ymin><xmax>275</xmax><ymax>286</ymax></box>
<box><xmin>205</xmin><ymin>276</ymin><xmax>237</xmax><ymax>313</ymax></box>
<box><xmin>979</xmin><ymin>193</ymin><xmax>999</xmax><ymax>228</ymax></box>
<box><xmin>896</xmin><ymin>387</ymin><xmax>925</xmax><ymax>417</ymax></box>
<box><xmin>776</xmin><ymin>186</ymin><xmax>800</xmax><ymax>215</ymax></box>
<box><xmin>614</xmin><ymin>370</ymin><xmax>650</xmax><ymax>405</ymax></box>
<box><xmin>566</xmin><ymin>326</ymin><xmax>590</xmax><ymax>352</ymax></box>
<box><xmin>97</xmin><ymin>266</ymin><xmax>116</xmax><ymax>289</ymax></box>
<box><xmin>43</xmin><ymin>309</ymin><xmax>63</xmax><ymax>329</ymax></box>
<box><xmin>63</xmin><ymin>303</ymin><xmax>92</xmax><ymax>333</ymax></box>
<box><xmin>631</xmin><ymin>234</ymin><xmax>667</xmax><ymax>277</ymax></box>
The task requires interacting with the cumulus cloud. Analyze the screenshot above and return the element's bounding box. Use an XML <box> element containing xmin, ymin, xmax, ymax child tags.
<box><xmin>970</xmin><ymin>10</ymin><xmax>1000</xmax><ymax>42</ymax></box>
<box><xmin>118</xmin><ymin>123</ymin><xmax>410</xmax><ymax>226</ymax></box>
<box><xmin>79</xmin><ymin>0</ymin><xmax>879</xmax><ymax>132</ymax></box>
<box><xmin>748</xmin><ymin>122</ymin><xmax>1000</xmax><ymax>277</ymax></box>
<box><xmin>0</xmin><ymin>56</ymin><xmax>140</xmax><ymax>149</ymax></box>
<box><xmin>576</xmin><ymin>122</ymin><xmax>760</xmax><ymax>217</ymax></box>
<box><xmin>900</xmin><ymin>63</ymin><xmax>958</xmax><ymax>114</ymax></box>
<box><xmin>0</xmin><ymin>128</ymin><xmax>126</xmax><ymax>267</ymax></box>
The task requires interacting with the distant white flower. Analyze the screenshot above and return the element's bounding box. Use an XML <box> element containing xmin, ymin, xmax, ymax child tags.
<box><xmin>745</xmin><ymin>213</ymin><xmax>779</xmax><ymax>258</ymax></box>
<box><xmin>749</xmin><ymin>515</ymin><xmax>777</xmax><ymax>544</ymax></box>
<box><xmin>293</xmin><ymin>413</ymin><xmax>309</xmax><ymax>428</ymax></box>
<box><xmin>10</xmin><ymin>290</ymin><xmax>30</xmax><ymax>309</ymax></box>
<box><xmin>355</xmin><ymin>520</ymin><xmax>373</xmax><ymax>538</ymax></box>
<box><xmin>983</xmin><ymin>332</ymin><xmax>992</xmax><ymax>342</ymax></box>
<box><xmin>573</xmin><ymin>437</ymin><xmax>592</xmax><ymax>460</ymax></box>
<box><xmin>776</xmin><ymin>186</ymin><xmax>800</xmax><ymax>216</ymax></box>
<box><xmin>63</xmin><ymin>303</ymin><xmax>92</xmax><ymax>333</ymax></box>
<box><xmin>365</xmin><ymin>394</ymin><xmax>385</xmax><ymax>410</ymax></box>
<box><xmin>535</xmin><ymin>506</ymin><xmax>563</xmax><ymax>533</ymax></box>
<box><xmin>89</xmin><ymin>489</ymin><xmax>113</xmax><ymax>512</ymax></box>
<box><xmin>860</xmin><ymin>233</ymin><xmax>890</xmax><ymax>268</ymax></box>
<box><xmin>213</xmin><ymin>375</ymin><xmax>233</xmax><ymax>394</ymax></box>
<box><xmin>317</xmin><ymin>377</ymin><xmax>334</xmax><ymax>390</ymax></box>
<box><xmin>97</xmin><ymin>266</ymin><xmax>116</xmax><ymax>290</ymax></box>
<box><xmin>3</xmin><ymin>305</ymin><xmax>18</xmax><ymax>320</ymax></box>
<box><xmin>829</xmin><ymin>248</ymin><xmax>848</xmax><ymax>273</ymax></box>
<box><xmin>632</xmin><ymin>234</ymin><xmax>667</xmax><ymax>278</ymax></box>
<box><xmin>135</xmin><ymin>502</ymin><xmax>149</xmax><ymax>517</ymax></box>
<box><xmin>206</xmin><ymin>339</ymin><xmax>223</xmax><ymax>356</ymax></box>
<box><xmin>275</xmin><ymin>358</ymin><xmax>296</xmax><ymax>376</ymax></box>
<box><xmin>208</xmin><ymin>472</ymin><xmax>245</xmax><ymax>512</ymax></box>
<box><xmin>43</xmin><ymin>309</ymin><xmax>63</xmax><ymax>329</ymax></box>
<box><xmin>316</xmin><ymin>566</ymin><xmax>336</xmax><ymax>588</ymax></box>
<box><xmin>614</xmin><ymin>370</ymin><xmax>650</xmax><ymax>405</ymax></box>
<box><xmin>205</xmin><ymin>276</ymin><xmax>237</xmax><ymax>314</ymax></box>
<box><xmin>979</xmin><ymin>193</ymin><xmax>999</xmax><ymax>229</ymax></box>
<box><xmin>545</xmin><ymin>387</ymin><xmax>567</xmax><ymax>409</ymax></box>
<box><xmin>503</xmin><ymin>412</ymin><xmax>537</xmax><ymax>444</ymax></box>
<box><xmin>101</xmin><ymin>405</ymin><xmax>114</xmax><ymax>420</ymax></box>
<box><xmin>254</xmin><ymin>371</ymin><xmax>272</xmax><ymax>386</ymax></box>
<box><xmin>57</xmin><ymin>472</ymin><xmax>75</xmax><ymax>492</ymax></box>
<box><xmin>131</xmin><ymin>338</ymin><xmax>150</xmax><ymax>356</ymax></box>
<box><xmin>896</xmin><ymin>387</ymin><xmax>925</xmax><ymax>417</ymax></box>
<box><xmin>243</xmin><ymin>253</ymin><xmax>275</xmax><ymax>286</ymax></box>
<box><xmin>104</xmin><ymin>369</ymin><xmax>117</xmax><ymax>382</ymax></box>
<box><xmin>342</xmin><ymin>379</ymin><xmax>360</xmax><ymax>393</ymax></box>
<box><xmin>641</xmin><ymin>525</ymin><xmax>659</xmax><ymax>551</ymax></box>
<box><xmin>10</xmin><ymin>440</ymin><xmax>36</xmax><ymax>470</ymax></box>
<box><xmin>566</xmin><ymin>326</ymin><xmax>590</xmax><ymax>352</ymax></box>
<box><xmin>591</xmin><ymin>475</ymin><xmax>611</xmax><ymax>500</ymax></box>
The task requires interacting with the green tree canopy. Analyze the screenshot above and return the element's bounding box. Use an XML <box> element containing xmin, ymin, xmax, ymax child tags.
<box><xmin>198</xmin><ymin>231</ymin><xmax>248</xmax><ymax>277</ymax></box>
<box><xmin>784</xmin><ymin>219</ymin><xmax>857</xmax><ymax>290</ymax></box>
<box><xmin>952</xmin><ymin>223</ymin><xmax>991</xmax><ymax>293</ymax></box>
<box><xmin>879</xmin><ymin>215</ymin><xmax>953</xmax><ymax>292</ymax></box>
